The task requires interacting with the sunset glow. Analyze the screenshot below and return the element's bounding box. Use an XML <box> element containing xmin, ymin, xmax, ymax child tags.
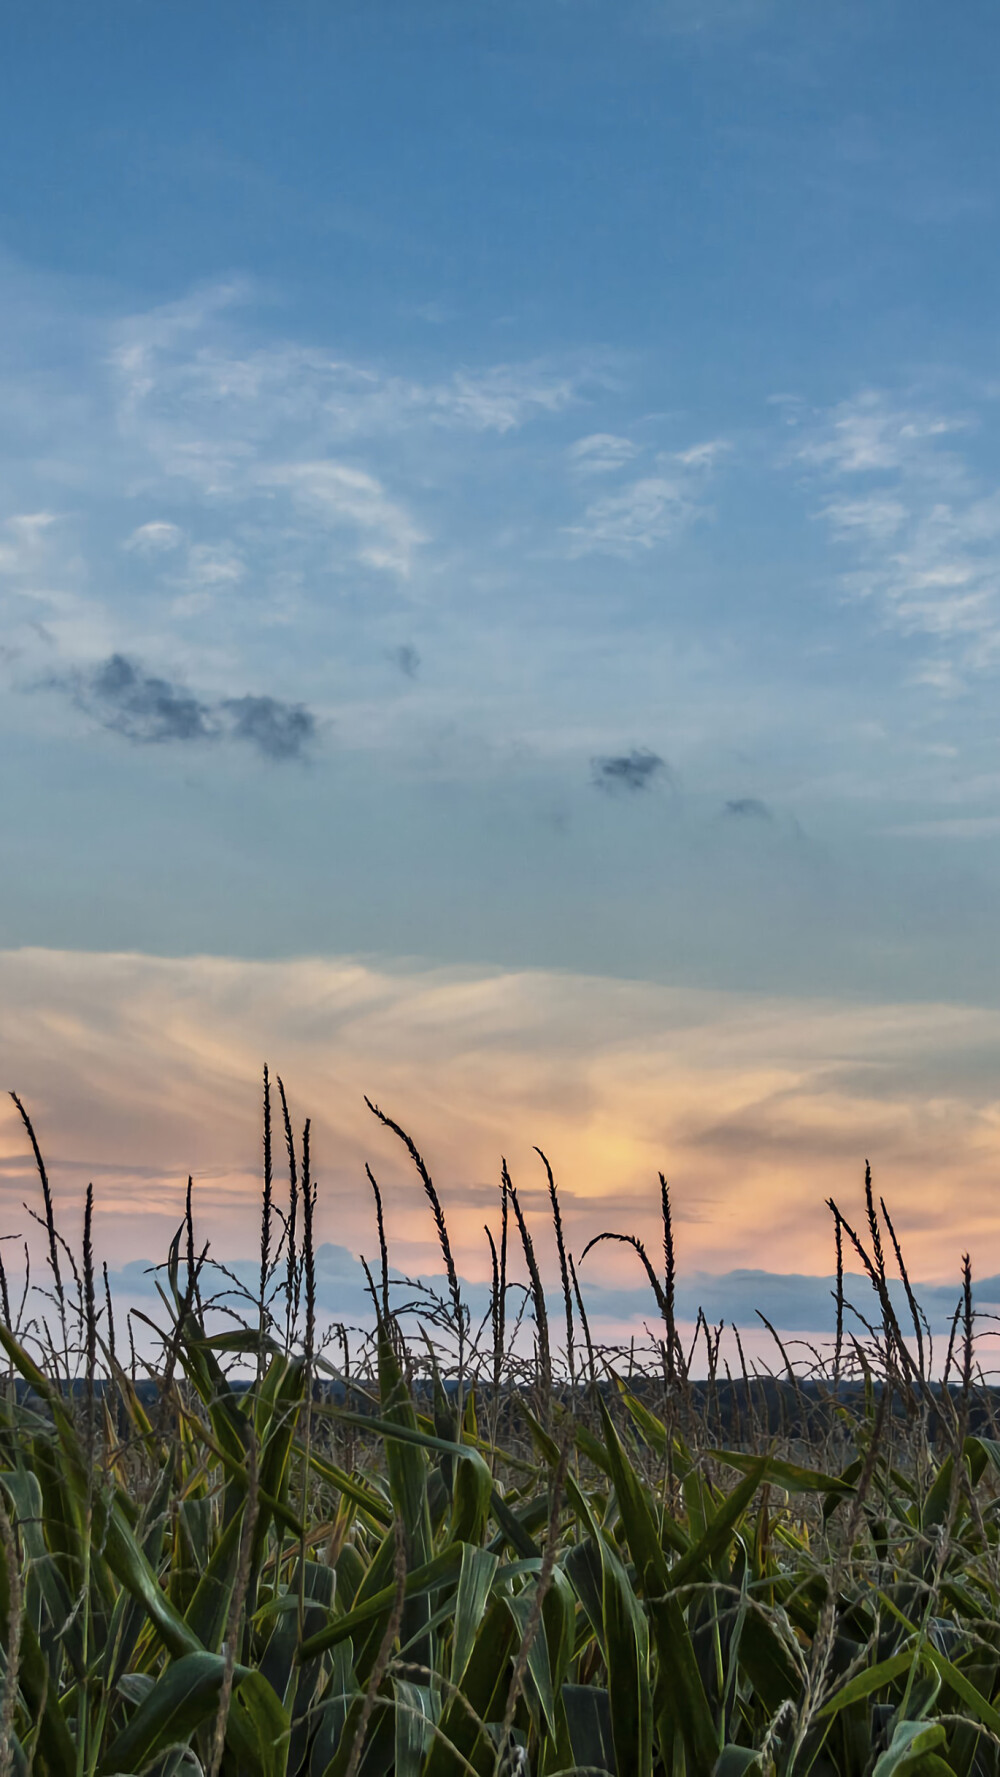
<box><xmin>3</xmin><ymin>948</ymin><xmax>999</xmax><ymax>1307</ymax></box>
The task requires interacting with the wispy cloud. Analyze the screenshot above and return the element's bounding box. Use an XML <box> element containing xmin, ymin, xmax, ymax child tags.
<box><xmin>673</xmin><ymin>439</ymin><xmax>732</xmax><ymax>470</ymax></box>
<box><xmin>259</xmin><ymin>460</ymin><xmax>424</xmax><ymax>577</ymax></box>
<box><xmin>111</xmin><ymin>287</ymin><xmax>582</xmax><ymax>449</ymax></box>
<box><xmin>106</xmin><ymin>289</ymin><xmax>584</xmax><ymax>559</ymax></box>
<box><xmin>819</xmin><ymin>497</ymin><xmax>908</xmax><ymax>546</ymax></box>
<box><xmin>565</xmin><ymin>439</ymin><xmax>730</xmax><ymax>557</ymax></box>
<box><xmin>568</xmin><ymin>433</ymin><xmax>639</xmax><ymax>476</ymax></box>
<box><xmin>183</xmin><ymin>542</ymin><xmax>245</xmax><ymax>587</ymax></box>
<box><xmin>0</xmin><ymin>270</ymin><xmax>749</xmax><ymax>790</ymax></box>
<box><xmin>436</xmin><ymin>363</ymin><xmax>578</xmax><ymax>432</ymax></box>
<box><xmin>798</xmin><ymin>388</ymin><xmax>1000</xmax><ymax>677</ymax></box>
<box><xmin>567</xmin><ymin>474</ymin><xmax>696</xmax><ymax>556</ymax></box>
<box><xmin>47</xmin><ymin>653</ymin><xmax>317</xmax><ymax>760</ymax></box>
<box><xmin>797</xmin><ymin>389</ymin><xmax>963</xmax><ymax>476</ymax></box>
<box><xmin>0</xmin><ymin>511</ymin><xmax>62</xmax><ymax>572</ymax></box>
<box><xmin>123</xmin><ymin>521</ymin><xmax>185</xmax><ymax>555</ymax></box>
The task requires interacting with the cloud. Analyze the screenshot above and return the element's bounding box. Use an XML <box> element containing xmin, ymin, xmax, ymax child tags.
<box><xmin>724</xmin><ymin>797</ymin><xmax>772</xmax><ymax>820</ymax></box>
<box><xmin>585</xmin><ymin>1266</ymin><xmax>982</xmax><ymax>1337</ymax></box>
<box><xmin>436</xmin><ymin>364</ymin><xmax>577</xmax><ymax>433</ymax></box>
<box><xmin>591</xmin><ymin>748</ymin><xmax>667</xmax><ymax>793</ymax></box>
<box><xmin>110</xmin><ymin>289</ymin><xmax>582</xmax><ymax>449</ymax></box>
<box><xmin>390</xmin><ymin>643</ymin><xmax>420</xmax><ymax>680</ymax></box>
<box><xmin>70</xmin><ymin>282</ymin><xmax>592</xmax><ymax>605</ymax></box>
<box><xmin>672</xmin><ymin>439</ymin><xmax>732</xmax><ymax>470</ymax></box>
<box><xmin>49</xmin><ymin>653</ymin><xmax>317</xmax><ymax>760</ymax></box>
<box><xmin>567</xmin><ymin>474</ymin><xmax>695</xmax><ymax>557</ymax></box>
<box><xmin>96</xmin><ymin>1245</ymin><xmax>986</xmax><ymax>1342</ymax></box>
<box><xmin>798</xmin><ymin>390</ymin><xmax>962</xmax><ymax>477</ymax></box>
<box><xmin>123</xmin><ymin>522</ymin><xmax>184</xmax><ymax>555</ymax></box>
<box><xmin>107</xmin><ymin>291</ymin><xmax>583</xmax><ymax>525</ymax></box>
<box><xmin>260</xmin><ymin>461</ymin><xmax>424</xmax><ymax>577</ymax></box>
<box><xmin>66</xmin><ymin>653</ymin><xmax>215</xmax><ymax>745</ymax></box>
<box><xmin>0</xmin><ymin>272</ymin><xmax>665</xmax><ymax>777</ymax></box>
<box><xmin>0</xmin><ymin>511</ymin><xmax>62</xmax><ymax>575</ymax></box>
<box><xmin>565</xmin><ymin>439</ymin><xmax>729</xmax><ymax>558</ymax></box>
<box><xmin>568</xmin><ymin>433</ymin><xmax>639</xmax><ymax>476</ymax></box>
<box><xmin>797</xmin><ymin>388</ymin><xmax>1000</xmax><ymax>676</ymax></box>
<box><xmin>819</xmin><ymin>497</ymin><xmax>907</xmax><ymax>545</ymax></box>
<box><xmin>5</xmin><ymin>947</ymin><xmax>1000</xmax><ymax>1286</ymax></box>
<box><xmin>221</xmin><ymin>694</ymin><xmax>317</xmax><ymax>762</ymax></box>
<box><xmin>183</xmin><ymin>543</ymin><xmax>244</xmax><ymax>587</ymax></box>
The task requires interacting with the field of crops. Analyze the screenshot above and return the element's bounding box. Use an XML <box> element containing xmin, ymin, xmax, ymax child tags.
<box><xmin>2</xmin><ymin>1077</ymin><xmax>1000</xmax><ymax>1777</ymax></box>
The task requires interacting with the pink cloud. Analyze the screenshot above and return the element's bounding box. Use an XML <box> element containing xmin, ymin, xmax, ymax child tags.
<box><xmin>2</xmin><ymin>948</ymin><xmax>999</xmax><ymax>1290</ymax></box>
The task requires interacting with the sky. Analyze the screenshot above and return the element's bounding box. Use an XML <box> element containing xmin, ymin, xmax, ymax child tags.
<box><xmin>4</xmin><ymin>0</ymin><xmax>1000</xmax><ymax>1335</ymax></box>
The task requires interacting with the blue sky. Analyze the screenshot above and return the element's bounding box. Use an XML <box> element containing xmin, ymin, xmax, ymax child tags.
<box><xmin>4</xmin><ymin>2</ymin><xmax>1000</xmax><ymax>1299</ymax></box>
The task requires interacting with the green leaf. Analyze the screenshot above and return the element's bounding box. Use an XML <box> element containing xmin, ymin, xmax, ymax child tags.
<box><xmin>505</xmin><ymin>1582</ymin><xmax>559</xmax><ymax>1741</ymax></box>
<box><xmin>307</xmin><ymin>1447</ymin><xmax>393</xmax><ymax>1527</ymax></box>
<box><xmin>711</xmin><ymin>1450</ymin><xmax>855</xmax><ymax>1497</ymax></box>
<box><xmin>377</xmin><ymin>1329</ymin><xmax>433</xmax><ymax>1565</ymax></box>
<box><xmin>647</xmin><ymin>1589</ymin><xmax>720</xmax><ymax>1773</ymax></box>
<box><xmin>871</xmin><ymin>1719</ymin><xmax>948</xmax><ymax>1777</ymax></box>
<box><xmin>566</xmin><ymin>1534</ymin><xmax>654</xmax><ymax>1777</ymax></box>
<box><xmin>667</xmin><ymin>1460</ymin><xmax>769</xmax><ymax>1595</ymax></box>
<box><xmin>251</xmin><ymin>1355</ymin><xmax>306</xmax><ymax>1565</ymax></box>
<box><xmin>878</xmin><ymin>1590</ymin><xmax>1000</xmax><ymax>1738</ymax></box>
<box><xmin>425</xmin><ymin>1596</ymin><xmax>516</xmax><ymax>1777</ymax></box>
<box><xmin>597</xmin><ymin>1395</ymin><xmax>671</xmax><ymax>1594</ymax></box>
<box><xmin>182</xmin><ymin>1507</ymin><xmax>244</xmax><ymax>1653</ymax></box>
<box><xmin>323</xmin><ymin>1404</ymin><xmax>499</xmax><ymax>1474</ymax></box>
<box><xmin>450</xmin><ymin>1545</ymin><xmax>498</xmax><ymax>1690</ymax></box>
<box><xmin>98</xmin><ymin>1651</ymin><xmax>232</xmax><ymax>1774</ymax></box>
<box><xmin>172</xmin><ymin>1318</ymin><xmax>252</xmax><ymax>1468</ymax></box>
<box><xmin>319</xmin><ymin>1690</ymin><xmax>395</xmax><ymax>1777</ymax></box>
<box><xmin>969</xmin><ymin>1435</ymin><xmax>1000</xmax><ymax>1480</ymax></box>
<box><xmin>619</xmin><ymin>1389</ymin><xmax>668</xmax><ymax>1458</ymax></box>
<box><xmin>299</xmin><ymin>1542</ymin><xmax>464</xmax><ymax>1661</ymax></box>
<box><xmin>736</xmin><ymin>1609</ymin><xmax>803</xmax><ymax>1713</ymax></box>
<box><xmin>922</xmin><ymin>1645</ymin><xmax>1000</xmax><ymax>1738</ymax></box>
<box><xmin>600</xmin><ymin>1534</ymin><xmax>654</xmax><ymax>1777</ymax></box>
<box><xmin>817</xmin><ymin>1647</ymin><xmax>919</xmax><ymax>1718</ymax></box>
<box><xmin>489</xmin><ymin>1485</ymin><xmax>542</xmax><ymax>1560</ymax></box>
<box><xmin>563</xmin><ymin>1684</ymin><xmax>616</xmax><ymax>1776</ymax></box>
<box><xmin>103</xmin><ymin>1496</ymin><xmax>204</xmax><ymax>1658</ymax></box>
<box><xmin>0</xmin><ymin>1525</ymin><xmax>77</xmax><ymax>1777</ymax></box>
<box><xmin>231</xmin><ymin>1670</ymin><xmax>291</xmax><ymax>1777</ymax></box>
<box><xmin>0</xmin><ymin>1465</ymin><xmax>80</xmax><ymax>1669</ymax></box>
<box><xmin>393</xmin><ymin>1676</ymin><xmax>437</xmax><ymax>1777</ymax></box>
<box><xmin>450</xmin><ymin>1446</ymin><xmax>493</xmax><ymax>1544</ymax></box>
<box><xmin>715</xmin><ymin>1749</ymin><xmax>764</xmax><ymax>1777</ymax></box>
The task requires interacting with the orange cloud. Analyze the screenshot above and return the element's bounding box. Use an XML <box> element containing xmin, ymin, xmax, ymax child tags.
<box><xmin>2</xmin><ymin>947</ymin><xmax>999</xmax><ymax>1291</ymax></box>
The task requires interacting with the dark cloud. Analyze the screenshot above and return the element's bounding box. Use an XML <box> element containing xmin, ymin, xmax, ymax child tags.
<box><xmin>222</xmin><ymin>695</ymin><xmax>316</xmax><ymax>762</ymax></box>
<box><xmin>390</xmin><ymin>643</ymin><xmax>420</xmax><ymax>680</ymax></box>
<box><xmin>103</xmin><ymin>1244</ymin><xmax>986</xmax><ymax>1338</ymax></box>
<box><xmin>50</xmin><ymin>654</ymin><xmax>317</xmax><ymax>762</ymax></box>
<box><xmin>724</xmin><ymin>797</ymin><xmax>772</xmax><ymax>820</ymax></box>
<box><xmin>591</xmin><ymin>747</ymin><xmax>666</xmax><ymax>793</ymax></box>
<box><xmin>75</xmin><ymin>653</ymin><xmax>215</xmax><ymax>744</ymax></box>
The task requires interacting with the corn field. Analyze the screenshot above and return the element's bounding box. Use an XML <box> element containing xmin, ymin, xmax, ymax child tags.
<box><xmin>2</xmin><ymin>1076</ymin><xmax>1000</xmax><ymax>1776</ymax></box>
